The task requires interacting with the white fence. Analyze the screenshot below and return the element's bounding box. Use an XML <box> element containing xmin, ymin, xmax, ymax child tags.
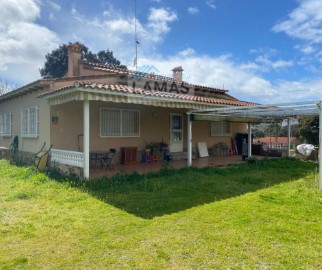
<box><xmin>265</xmin><ymin>142</ymin><xmax>295</xmax><ymax>150</ymax></box>
<box><xmin>266</xmin><ymin>143</ymin><xmax>286</xmax><ymax>149</ymax></box>
<box><xmin>51</xmin><ymin>149</ymin><xmax>84</xmax><ymax>168</ymax></box>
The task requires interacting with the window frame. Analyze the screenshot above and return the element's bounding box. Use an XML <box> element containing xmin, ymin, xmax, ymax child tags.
<box><xmin>211</xmin><ymin>121</ymin><xmax>232</xmax><ymax>137</ymax></box>
<box><xmin>0</xmin><ymin>112</ymin><xmax>12</xmax><ymax>137</ymax></box>
<box><xmin>100</xmin><ymin>107</ymin><xmax>140</xmax><ymax>138</ymax></box>
<box><xmin>21</xmin><ymin>106</ymin><xmax>39</xmax><ymax>138</ymax></box>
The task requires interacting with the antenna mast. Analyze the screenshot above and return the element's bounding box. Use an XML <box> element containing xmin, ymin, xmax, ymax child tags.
<box><xmin>134</xmin><ymin>0</ymin><xmax>138</xmax><ymax>70</ymax></box>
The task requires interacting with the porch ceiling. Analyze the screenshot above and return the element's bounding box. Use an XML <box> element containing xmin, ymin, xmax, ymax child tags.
<box><xmin>190</xmin><ymin>114</ymin><xmax>262</xmax><ymax>123</ymax></box>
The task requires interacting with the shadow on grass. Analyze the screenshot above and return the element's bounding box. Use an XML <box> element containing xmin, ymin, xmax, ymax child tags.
<box><xmin>74</xmin><ymin>158</ymin><xmax>315</xmax><ymax>219</ymax></box>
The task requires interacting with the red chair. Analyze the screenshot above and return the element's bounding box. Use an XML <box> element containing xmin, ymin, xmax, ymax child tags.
<box><xmin>152</xmin><ymin>154</ymin><xmax>158</xmax><ymax>162</ymax></box>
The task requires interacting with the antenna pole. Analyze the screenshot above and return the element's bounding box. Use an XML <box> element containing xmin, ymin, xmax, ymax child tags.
<box><xmin>134</xmin><ymin>0</ymin><xmax>138</xmax><ymax>70</ymax></box>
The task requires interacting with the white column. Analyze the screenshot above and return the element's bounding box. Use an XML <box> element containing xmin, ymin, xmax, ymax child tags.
<box><xmin>187</xmin><ymin>113</ymin><xmax>192</xmax><ymax>166</ymax></box>
<box><xmin>248</xmin><ymin>123</ymin><xmax>252</xmax><ymax>158</ymax></box>
<box><xmin>319</xmin><ymin>101</ymin><xmax>322</xmax><ymax>190</ymax></box>
<box><xmin>287</xmin><ymin>118</ymin><xmax>291</xmax><ymax>157</ymax></box>
<box><xmin>83</xmin><ymin>100</ymin><xmax>90</xmax><ymax>179</ymax></box>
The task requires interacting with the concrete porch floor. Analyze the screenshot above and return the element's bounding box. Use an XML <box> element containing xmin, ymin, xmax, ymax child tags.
<box><xmin>89</xmin><ymin>155</ymin><xmax>258</xmax><ymax>179</ymax></box>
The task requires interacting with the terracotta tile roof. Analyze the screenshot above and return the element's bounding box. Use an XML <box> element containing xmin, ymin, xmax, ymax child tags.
<box><xmin>82</xmin><ymin>61</ymin><xmax>229</xmax><ymax>95</ymax></box>
<box><xmin>37</xmin><ymin>82</ymin><xmax>256</xmax><ymax>106</ymax></box>
<box><xmin>0</xmin><ymin>80</ymin><xmax>47</xmax><ymax>103</ymax></box>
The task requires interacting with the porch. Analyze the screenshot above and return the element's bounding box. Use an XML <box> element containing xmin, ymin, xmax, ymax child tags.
<box><xmin>88</xmin><ymin>155</ymin><xmax>253</xmax><ymax>179</ymax></box>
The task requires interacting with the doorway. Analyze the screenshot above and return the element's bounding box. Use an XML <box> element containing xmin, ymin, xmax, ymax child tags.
<box><xmin>169</xmin><ymin>114</ymin><xmax>183</xmax><ymax>152</ymax></box>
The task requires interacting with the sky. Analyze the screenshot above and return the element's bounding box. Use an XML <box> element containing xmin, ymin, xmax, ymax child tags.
<box><xmin>0</xmin><ymin>0</ymin><xmax>322</xmax><ymax>103</ymax></box>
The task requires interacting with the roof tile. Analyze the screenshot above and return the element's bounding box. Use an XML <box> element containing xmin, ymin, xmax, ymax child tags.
<box><xmin>37</xmin><ymin>82</ymin><xmax>256</xmax><ymax>107</ymax></box>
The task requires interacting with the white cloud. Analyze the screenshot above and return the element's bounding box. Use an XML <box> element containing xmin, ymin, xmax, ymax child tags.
<box><xmin>147</xmin><ymin>7</ymin><xmax>178</xmax><ymax>36</ymax></box>
<box><xmin>295</xmin><ymin>44</ymin><xmax>316</xmax><ymax>54</ymax></box>
<box><xmin>187</xmin><ymin>7</ymin><xmax>200</xmax><ymax>15</ymax></box>
<box><xmin>46</xmin><ymin>0</ymin><xmax>61</xmax><ymax>11</ymax></box>
<box><xmin>272</xmin><ymin>0</ymin><xmax>322</xmax><ymax>44</ymax></box>
<box><xmin>1</xmin><ymin>0</ymin><xmax>319</xmax><ymax>104</ymax></box>
<box><xmin>0</xmin><ymin>0</ymin><xmax>40</xmax><ymax>26</ymax></box>
<box><xmin>148</xmin><ymin>7</ymin><xmax>177</xmax><ymax>22</ymax></box>
<box><xmin>0</xmin><ymin>0</ymin><xmax>60</xmax><ymax>83</ymax></box>
<box><xmin>249</xmin><ymin>48</ymin><xmax>293</xmax><ymax>72</ymax></box>
<box><xmin>255</xmin><ymin>55</ymin><xmax>294</xmax><ymax>70</ymax></box>
<box><xmin>65</xmin><ymin>6</ymin><xmax>178</xmax><ymax>64</ymax></box>
<box><xmin>206</xmin><ymin>0</ymin><xmax>216</xmax><ymax>9</ymax></box>
<box><xmin>138</xmin><ymin>51</ymin><xmax>320</xmax><ymax>103</ymax></box>
<box><xmin>179</xmin><ymin>48</ymin><xmax>196</xmax><ymax>57</ymax></box>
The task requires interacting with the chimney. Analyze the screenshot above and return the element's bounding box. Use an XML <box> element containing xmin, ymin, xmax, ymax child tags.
<box><xmin>172</xmin><ymin>66</ymin><xmax>184</xmax><ymax>81</ymax></box>
<box><xmin>67</xmin><ymin>43</ymin><xmax>82</xmax><ymax>77</ymax></box>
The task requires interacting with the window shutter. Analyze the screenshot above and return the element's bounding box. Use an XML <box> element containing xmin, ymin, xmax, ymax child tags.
<box><xmin>100</xmin><ymin>107</ymin><xmax>140</xmax><ymax>137</ymax></box>
<box><xmin>211</xmin><ymin>121</ymin><xmax>231</xmax><ymax>136</ymax></box>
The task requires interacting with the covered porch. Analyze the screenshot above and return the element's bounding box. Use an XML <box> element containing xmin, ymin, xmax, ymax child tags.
<box><xmin>38</xmin><ymin>83</ymin><xmax>322</xmax><ymax>189</ymax></box>
<box><xmin>38</xmin><ymin>82</ymin><xmax>253</xmax><ymax>179</ymax></box>
<box><xmin>88</xmin><ymin>154</ymin><xmax>259</xmax><ymax>178</ymax></box>
<box><xmin>188</xmin><ymin>100</ymin><xmax>322</xmax><ymax>190</ymax></box>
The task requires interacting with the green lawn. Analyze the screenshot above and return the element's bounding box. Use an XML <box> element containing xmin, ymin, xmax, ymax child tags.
<box><xmin>0</xmin><ymin>158</ymin><xmax>321</xmax><ymax>269</ymax></box>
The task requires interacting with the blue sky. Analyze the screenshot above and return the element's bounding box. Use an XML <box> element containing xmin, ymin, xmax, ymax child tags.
<box><xmin>1</xmin><ymin>0</ymin><xmax>322</xmax><ymax>103</ymax></box>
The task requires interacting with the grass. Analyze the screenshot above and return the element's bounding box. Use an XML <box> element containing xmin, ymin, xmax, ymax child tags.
<box><xmin>0</xmin><ymin>158</ymin><xmax>321</xmax><ymax>269</ymax></box>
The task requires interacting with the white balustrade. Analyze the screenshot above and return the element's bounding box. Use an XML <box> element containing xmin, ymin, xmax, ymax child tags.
<box><xmin>267</xmin><ymin>142</ymin><xmax>287</xmax><ymax>149</ymax></box>
<box><xmin>51</xmin><ymin>149</ymin><xmax>84</xmax><ymax>168</ymax></box>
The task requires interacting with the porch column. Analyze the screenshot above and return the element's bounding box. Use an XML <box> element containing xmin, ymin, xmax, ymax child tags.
<box><xmin>319</xmin><ymin>101</ymin><xmax>322</xmax><ymax>190</ymax></box>
<box><xmin>287</xmin><ymin>118</ymin><xmax>291</xmax><ymax>157</ymax></box>
<box><xmin>248</xmin><ymin>123</ymin><xmax>252</xmax><ymax>158</ymax></box>
<box><xmin>83</xmin><ymin>100</ymin><xmax>90</xmax><ymax>179</ymax></box>
<box><xmin>187</xmin><ymin>113</ymin><xmax>192</xmax><ymax>166</ymax></box>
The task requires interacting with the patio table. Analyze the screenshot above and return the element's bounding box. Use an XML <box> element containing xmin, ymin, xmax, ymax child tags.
<box><xmin>90</xmin><ymin>151</ymin><xmax>107</xmax><ymax>170</ymax></box>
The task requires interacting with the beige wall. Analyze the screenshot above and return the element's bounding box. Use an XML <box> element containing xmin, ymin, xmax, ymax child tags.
<box><xmin>0</xmin><ymin>90</ymin><xmax>51</xmax><ymax>153</ymax></box>
<box><xmin>49</xmin><ymin>75</ymin><xmax>125</xmax><ymax>91</ymax></box>
<box><xmin>50</xmin><ymin>101</ymin><xmax>247</xmax><ymax>154</ymax></box>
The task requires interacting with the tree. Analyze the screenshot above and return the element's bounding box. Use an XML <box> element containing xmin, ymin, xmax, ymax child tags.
<box><xmin>0</xmin><ymin>79</ymin><xmax>15</xmax><ymax>95</ymax></box>
<box><xmin>279</xmin><ymin>124</ymin><xmax>299</xmax><ymax>138</ymax></box>
<box><xmin>39</xmin><ymin>43</ymin><xmax>126</xmax><ymax>79</ymax></box>
<box><xmin>297</xmin><ymin>115</ymin><xmax>319</xmax><ymax>145</ymax></box>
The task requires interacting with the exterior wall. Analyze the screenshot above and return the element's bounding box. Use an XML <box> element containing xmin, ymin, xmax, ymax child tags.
<box><xmin>0</xmin><ymin>89</ymin><xmax>51</xmax><ymax>153</ymax></box>
<box><xmin>50</xmin><ymin>100</ymin><xmax>247</xmax><ymax>157</ymax></box>
<box><xmin>191</xmin><ymin>121</ymin><xmax>246</xmax><ymax>149</ymax></box>
<box><xmin>49</xmin><ymin>75</ymin><xmax>125</xmax><ymax>91</ymax></box>
<box><xmin>51</xmin><ymin>101</ymin><xmax>182</xmax><ymax>152</ymax></box>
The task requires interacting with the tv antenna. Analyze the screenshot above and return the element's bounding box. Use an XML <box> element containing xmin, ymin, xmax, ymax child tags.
<box><xmin>134</xmin><ymin>0</ymin><xmax>139</xmax><ymax>70</ymax></box>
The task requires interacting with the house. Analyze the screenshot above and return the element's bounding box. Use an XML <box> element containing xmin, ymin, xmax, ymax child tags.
<box><xmin>0</xmin><ymin>43</ymin><xmax>256</xmax><ymax>178</ymax></box>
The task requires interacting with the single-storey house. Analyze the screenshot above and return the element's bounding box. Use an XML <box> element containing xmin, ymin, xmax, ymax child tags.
<box><xmin>0</xmin><ymin>43</ymin><xmax>256</xmax><ymax>178</ymax></box>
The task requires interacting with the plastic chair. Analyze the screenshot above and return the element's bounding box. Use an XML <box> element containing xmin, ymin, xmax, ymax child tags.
<box><xmin>143</xmin><ymin>152</ymin><xmax>152</xmax><ymax>163</ymax></box>
<box><xmin>101</xmin><ymin>148</ymin><xmax>116</xmax><ymax>170</ymax></box>
<box><xmin>34</xmin><ymin>143</ymin><xmax>53</xmax><ymax>172</ymax></box>
<box><xmin>152</xmin><ymin>154</ymin><xmax>158</xmax><ymax>162</ymax></box>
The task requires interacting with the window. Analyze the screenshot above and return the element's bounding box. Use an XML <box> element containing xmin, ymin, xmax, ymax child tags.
<box><xmin>211</xmin><ymin>121</ymin><xmax>231</xmax><ymax>136</ymax></box>
<box><xmin>0</xmin><ymin>112</ymin><xmax>12</xmax><ymax>137</ymax></box>
<box><xmin>100</xmin><ymin>108</ymin><xmax>140</xmax><ymax>137</ymax></box>
<box><xmin>21</xmin><ymin>106</ymin><xmax>38</xmax><ymax>138</ymax></box>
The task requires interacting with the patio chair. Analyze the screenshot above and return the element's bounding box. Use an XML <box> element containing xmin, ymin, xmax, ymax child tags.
<box><xmin>34</xmin><ymin>143</ymin><xmax>53</xmax><ymax>172</ymax></box>
<box><xmin>101</xmin><ymin>148</ymin><xmax>116</xmax><ymax>170</ymax></box>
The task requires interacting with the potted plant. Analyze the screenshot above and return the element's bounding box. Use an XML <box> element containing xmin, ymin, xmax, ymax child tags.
<box><xmin>159</xmin><ymin>141</ymin><xmax>168</xmax><ymax>151</ymax></box>
<box><xmin>144</xmin><ymin>142</ymin><xmax>152</xmax><ymax>153</ymax></box>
